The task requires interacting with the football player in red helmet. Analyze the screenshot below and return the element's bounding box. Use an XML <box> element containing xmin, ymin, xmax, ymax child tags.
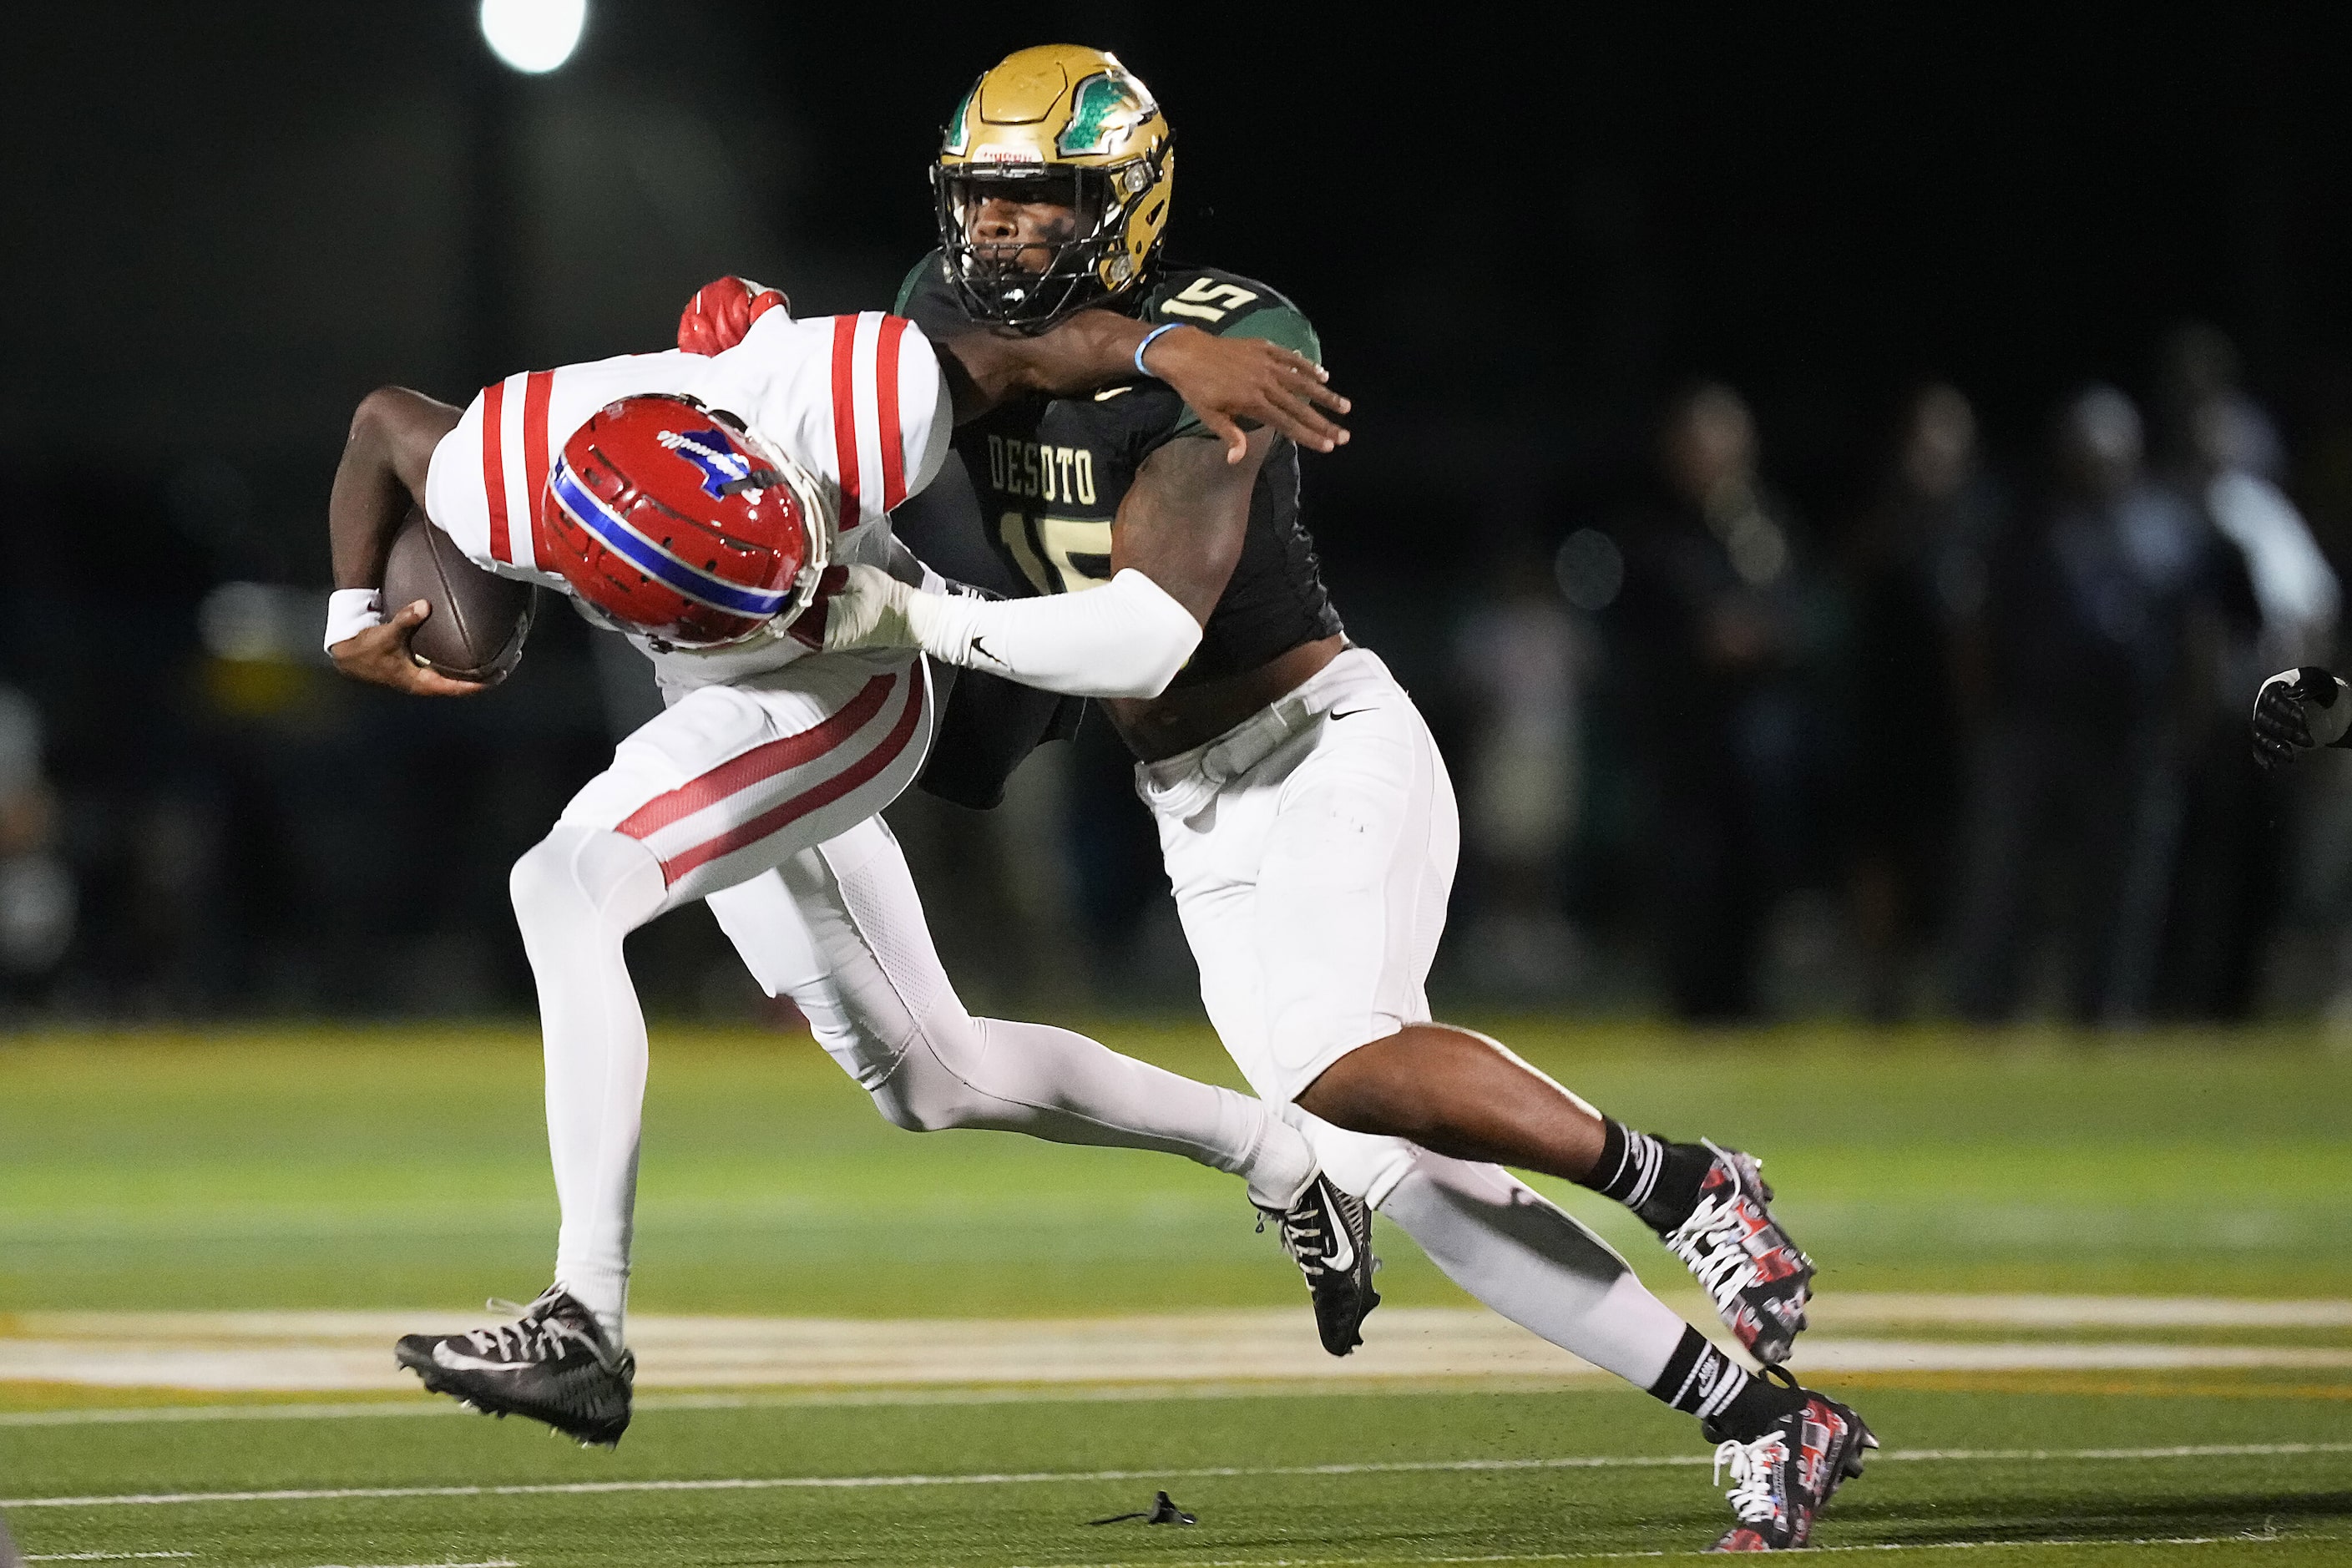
<box><xmin>326</xmin><ymin>291</ymin><xmax>1357</xmax><ymax>1448</ymax></box>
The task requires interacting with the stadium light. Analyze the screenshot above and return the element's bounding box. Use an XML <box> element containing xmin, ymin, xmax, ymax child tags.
<box><xmin>479</xmin><ymin>0</ymin><xmax>587</xmax><ymax>74</ymax></box>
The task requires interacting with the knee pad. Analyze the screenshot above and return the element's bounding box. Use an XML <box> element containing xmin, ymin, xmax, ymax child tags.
<box><xmin>866</xmin><ymin>1015</ymin><xmax>992</xmax><ymax>1134</ymax></box>
<box><xmin>509</xmin><ymin>822</ymin><xmax>667</xmax><ymax>939</ymax></box>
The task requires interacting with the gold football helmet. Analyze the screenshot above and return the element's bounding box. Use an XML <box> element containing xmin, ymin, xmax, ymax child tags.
<box><xmin>933</xmin><ymin>44</ymin><xmax>1174</xmax><ymax>327</ymax></box>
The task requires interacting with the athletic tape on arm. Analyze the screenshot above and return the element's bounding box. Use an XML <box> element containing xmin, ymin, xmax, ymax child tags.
<box><xmin>908</xmin><ymin>569</ymin><xmax>1201</xmax><ymax>700</ymax></box>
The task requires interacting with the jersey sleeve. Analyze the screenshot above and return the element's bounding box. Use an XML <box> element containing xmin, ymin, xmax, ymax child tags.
<box><xmin>1148</xmin><ymin>275</ymin><xmax>1323</xmax><ymax>446</ymax></box>
<box><xmin>422</xmin><ymin>352</ymin><xmax>705</xmax><ymax>589</ymax></box>
<box><xmin>695</xmin><ymin>309</ymin><xmax>953</xmax><ymax>534</ymax></box>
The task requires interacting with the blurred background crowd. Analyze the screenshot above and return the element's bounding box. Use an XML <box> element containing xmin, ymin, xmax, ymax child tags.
<box><xmin>3</xmin><ymin>5</ymin><xmax>2350</xmax><ymax>1026</ymax></box>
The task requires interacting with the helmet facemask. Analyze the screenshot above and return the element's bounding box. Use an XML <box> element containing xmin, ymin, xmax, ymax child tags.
<box><xmin>932</xmin><ymin>48</ymin><xmax>1176</xmax><ymax>330</ymax></box>
<box><xmin>934</xmin><ymin>163</ymin><xmax>1132</xmax><ymax>329</ymax></box>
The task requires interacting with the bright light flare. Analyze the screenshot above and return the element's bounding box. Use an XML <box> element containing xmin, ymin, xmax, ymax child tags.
<box><xmin>479</xmin><ymin>0</ymin><xmax>587</xmax><ymax>74</ymax></box>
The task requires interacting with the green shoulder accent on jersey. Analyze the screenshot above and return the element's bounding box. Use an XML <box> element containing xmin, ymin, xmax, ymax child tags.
<box><xmin>1146</xmin><ymin>267</ymin><xmax>1321</xmax><ymax>442</ymax></box>
<box><xmin>896</xmin><ymin>252</ymin><xmax>946</xmax><ymax>315</ymax></box>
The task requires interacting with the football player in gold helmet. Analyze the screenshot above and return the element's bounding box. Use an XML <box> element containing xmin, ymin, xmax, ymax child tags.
<box><xmin>787</xmin><ymin>45</ymin><xmax>1877</xmax><ymax>1549</ymax></box>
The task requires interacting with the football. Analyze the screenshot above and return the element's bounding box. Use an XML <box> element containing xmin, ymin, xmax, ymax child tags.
<box><xmin>379</xmin><ymin>506</ymin><xmax>535</xmax><ymax>685</ymax></box>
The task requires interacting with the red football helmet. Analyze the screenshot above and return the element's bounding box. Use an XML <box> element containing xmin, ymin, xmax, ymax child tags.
<box><xmin>538</xmin><ymin>394</ymin><xmax>831</xmax><ymax>649</ymax></box>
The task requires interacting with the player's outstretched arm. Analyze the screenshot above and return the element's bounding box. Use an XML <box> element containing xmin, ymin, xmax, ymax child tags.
<box><xmin>325</xmin><ymin>387</ymin><xmax>483</xmax><ymax>698</ymax></box>
<box><xmin>2252</xmin><ymin>665</ymin><xmax>2352</xmax><ymax>767</ymax></box>
<box><xmin>799</xmin><ymin>430</ymin><xmax>1268</xmax><ymax>700</ymax></box>
<box><xmin>933</xmin><ymin>314</ymin><xmax>1350</xmax><ymax>462</ymax></box>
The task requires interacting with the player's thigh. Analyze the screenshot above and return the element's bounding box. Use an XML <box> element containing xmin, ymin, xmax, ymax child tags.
<box><xmin>559</xmin><ymin>652</ymin><xmax>933</xmax><ymax>911</ymax></box>
<box><xmin>1156</xmin><ymin>782</ymin><xmax>1288</xmax><ymax>1102</ymax></box>
<box><xmin>1253</xmin><ymin>695</ymin><xmax>1455</xmax><ymax>1100</ymax></box>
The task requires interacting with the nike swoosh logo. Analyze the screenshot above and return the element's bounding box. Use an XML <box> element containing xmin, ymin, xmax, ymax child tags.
<box><xmin>1095</xmin><ymin>386</ymin><xmax>1134</xmax><ymax>402</ymax></box>
<box><xmin>969</xmin><ymin>635</ymin><xmax>1008</xmax><ymax>668</ymax></box>
<box><xmin>1321</xmin><ymin>1217</ymin><xmax>1355</xmax><ymax>1272</ymax></box>
<box><xmin>431</xmin><ymin>1344</ymin><xmax>528</xmax><ymax>1373</ymax></box>
<box><xmin>1329</xmin><ymin>708</ymin><xmax>1373</xmax><ymax>721</ymax></box>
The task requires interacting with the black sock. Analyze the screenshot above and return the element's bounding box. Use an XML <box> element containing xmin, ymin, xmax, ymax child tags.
<box><xmin>1583</xmin><ymin>1120</ymin><xmax>1714</xmax><ymax>1233</ymax></box>
<box><xmin>1645</xmin><ymin>1326</ymin><xmax>1804</xmax><ymax>1442</ymax></box>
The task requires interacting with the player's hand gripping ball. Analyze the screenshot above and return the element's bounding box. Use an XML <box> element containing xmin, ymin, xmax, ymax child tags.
<box><xmin>677</xmin><ymin>276</ymin><xmax>789</xmax><ymax>356</ymax></box>
<box><xmin>381</xmin><ymin>508</ymin><xmax>537</xmax><ymax>685</ymax></box>
<box><xmin>2251</xmin><ymin>665</ymin><xmax>2351</xmax><ymax>768</ymax></box>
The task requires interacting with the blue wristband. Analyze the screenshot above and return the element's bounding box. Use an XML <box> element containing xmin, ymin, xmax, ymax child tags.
<box><xmin>1133</xmin><ymin>322</ymin><xmax>1181</xmax><ymax>378</ymax></box>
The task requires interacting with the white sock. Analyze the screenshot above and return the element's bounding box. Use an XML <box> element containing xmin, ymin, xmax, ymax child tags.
<box><xmin>1378</xmin><ymin>1151</ymin><xmax>1692</xmax><ymax>1388</ymax></box>
<box><xmin>509</xmin><ymin>822</ymin><xmax>670</xmax><ymax>1348</ymax></box>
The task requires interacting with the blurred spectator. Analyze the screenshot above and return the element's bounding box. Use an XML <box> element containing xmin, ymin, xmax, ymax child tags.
<box><xmin>1844</xmin><ymin>385</ymin><xmax>2006</xmax><ymax>1019</ymax></box>
<box><xmin>0</xmin><ymin>685</ymin><xmax>77</xmax><ymax>1007</ymax></box>
<box><xmin>2151</xmin><ymin>327</ymin><xmax>2324</xmax><ymax>1017</ymax></box>
<box><xmin>2156</xmin><ymin>324</ymin><xmax>2334</xmax><ymax>670</ymax></box>
<box><xmin>1608</xmin><ymin>382</ymin><xmax>1836</xmax><ymax>1020</ymax></box>
<box><xmin>1950</xmin><ymin>386</ymin><xmax>2240</xmax><ymax>1023</ymax></box>
<box><xmin>1449</xmin><ymin>532</ymin><xmax>1594</xmax><ymax>995</ymax></box>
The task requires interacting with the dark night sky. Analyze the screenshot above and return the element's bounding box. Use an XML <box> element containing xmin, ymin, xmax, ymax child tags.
<box><xmin>1</xmin><ymin>4</ymin><xmax>2346</xmax><ymax>572</ymax></box>
<box><xmin>2</xmin><ymin>3</ymin><xmax>2347</xmax><ymax>1014</ymax></box>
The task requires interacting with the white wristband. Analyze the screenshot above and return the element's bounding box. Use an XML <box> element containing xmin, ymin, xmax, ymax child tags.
<box><xmin>324</xmin><ymin>588</ymin><xmax>386</xmax><ymax>653</ymax></box>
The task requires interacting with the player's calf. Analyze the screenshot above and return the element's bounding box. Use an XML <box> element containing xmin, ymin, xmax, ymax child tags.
<box><xmin>395</xmin><ymin>1285</ymin><xmax>635</xmax><ymax>1448</ymax></box>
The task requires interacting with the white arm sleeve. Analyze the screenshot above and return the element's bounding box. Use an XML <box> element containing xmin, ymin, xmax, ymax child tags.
<box><xmin>908</xmin><ymin>570</ymin><xmax>1201</xmax><ymax>700</ymax></box>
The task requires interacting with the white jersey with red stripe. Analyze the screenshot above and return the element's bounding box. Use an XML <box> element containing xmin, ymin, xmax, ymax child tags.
<box><xmin>421</xmin><ymin>308</ymin><xmax>951</xmax><ymax>688</ymax></box>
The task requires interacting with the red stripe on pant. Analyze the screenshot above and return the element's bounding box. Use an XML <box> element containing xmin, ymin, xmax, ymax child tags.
<box><xmin>648</xmin><ymin>670</ymin><xmax>924</xmax><ymax>888</ymax></box>
<box><xmin>615</xmin><ymin>674</ymin><xmax>894</xmax><ymax>842</ymax></box>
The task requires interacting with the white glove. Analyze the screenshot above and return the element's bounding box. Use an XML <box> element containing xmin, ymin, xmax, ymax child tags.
<box><xmin>792</xmin><ymin>563</ymin><xmax>1200</xmax><ymax>699</ymax></box>
<box><xmin>803</xmin><ymin>563</ymin><xmax>922</xmax><ymax>654</ymax></box>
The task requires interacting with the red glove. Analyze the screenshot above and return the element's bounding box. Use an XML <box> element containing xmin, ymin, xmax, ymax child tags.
<box><xmin>677</xmin><ymin>276</ymin><xmax>790</xmax><ymax>355</ymax></box>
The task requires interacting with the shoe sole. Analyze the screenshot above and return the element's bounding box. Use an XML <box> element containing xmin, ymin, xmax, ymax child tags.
<box><xmin>394</xmin><ymin>1343</ymin><xmax>630</xmax><ymax>1449</ymax></box>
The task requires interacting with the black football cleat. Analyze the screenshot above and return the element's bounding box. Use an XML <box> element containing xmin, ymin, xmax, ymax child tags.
<box><xmin>1257</xmin><ymin>1171</ymin><xmax>1380</xmax><ymax>1356</ymax></box>
<box><xmin>1704</xmin><ymin>1384</ymin><xmax>1876</xmax><ymax>1550</ymax></box>
<box><xmin>1661</xmin><ymin>1142</ymin><xmax>1815</xmax><ymax>1366</ymax></box>
<box><xmin>394</xmin><ymin>1285</ymin><xmax>634</xmax><ymax>1448</ymax></box>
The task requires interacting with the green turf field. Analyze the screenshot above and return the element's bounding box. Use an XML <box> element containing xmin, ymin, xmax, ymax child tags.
<box><xmin>3</xmin><ymin>1023</ymin><xmax>2349</xmax><ymax>1564</ymax></box>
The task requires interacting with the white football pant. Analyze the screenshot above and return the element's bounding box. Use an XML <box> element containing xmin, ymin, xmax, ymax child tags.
<box><xmin>508</xmin><ymin>649</ymin><xmax>1312</xmax><ymax>1341</ymax></box>
<box><xmin>1141</xmin><ymin>648</ymin><xmax>1690</xmax><ymax>1389</ymax></box>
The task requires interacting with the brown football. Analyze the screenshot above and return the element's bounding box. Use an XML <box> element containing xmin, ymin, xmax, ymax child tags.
<box><xmin>380</xmin><ymin>507</ymin><xmax>535</xmax><ymax>685</ymax></box>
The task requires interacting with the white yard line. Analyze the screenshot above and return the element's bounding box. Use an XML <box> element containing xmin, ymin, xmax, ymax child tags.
<box><xmin>1811</xmin><ymin>1293</ymin><xmax>2352</xmax><ymax>1330</ymax></box>
<box><xmin>6</xmin><ymin>1304</ymin><xmax>2349</xmax><ymax>1393</ymax></box>
<box><xmin>7</xmin><ymin>1442</ymin><xmax>2348</xmax><ymax>1512</ymax></box>
<box><xmin>1018</xmin><ymin>1536</ymin><xmax>2313</xmax><ymax>1566</ymax></box>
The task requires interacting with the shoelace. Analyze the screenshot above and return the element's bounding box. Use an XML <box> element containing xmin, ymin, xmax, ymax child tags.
<box><xmin>1256</xmin><ymin>1196</ymin><xmax>1337</xmax><ymax>1277</ymax></box>
<box><xmin>1669</xmin><ymin>1193</ymin><xmax>1764</xmax><ymax>1302</ymax></box>
<box><xmin>463</xmin><ymin>1296</ymin><xmax>599</xmax><ymax>1363</ymax></box>
<box><xmin>1712</xmin><ymin>1433</ymin><xmax>1789</xmax><ymax>1525</ymax></box>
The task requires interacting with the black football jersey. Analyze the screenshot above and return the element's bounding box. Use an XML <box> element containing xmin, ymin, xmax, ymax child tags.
<box><xmin>895</xmin><ymin>255</ymin><xmax>1345</xmax><ymax>687</ymax></box>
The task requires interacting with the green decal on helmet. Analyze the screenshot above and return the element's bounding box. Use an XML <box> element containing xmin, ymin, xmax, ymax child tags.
<box><xmin>1057</xmin><ymin>72</ymin><xmax>1149</xmax><ymax>158</ymax></box>
<box><xmin>942</xmin><ymin>84</ymin><xmax>974</xmax><ymax>155</ymax></box>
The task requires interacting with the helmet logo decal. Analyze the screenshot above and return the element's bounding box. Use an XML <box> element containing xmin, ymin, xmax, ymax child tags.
<box><xmin>943</xmin><ymin>85</ymin><xmax>974</xmax><ymax>155</ymax></box>
<box><xmin>1056</xmin><ymin>72</ymin><xmax>1151</xmax><ymax>158</ymax></box>
<box><xmin>659</xmin><ymin>427</ymin><xmax>757</xmax><ymax>498</ymax></box>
